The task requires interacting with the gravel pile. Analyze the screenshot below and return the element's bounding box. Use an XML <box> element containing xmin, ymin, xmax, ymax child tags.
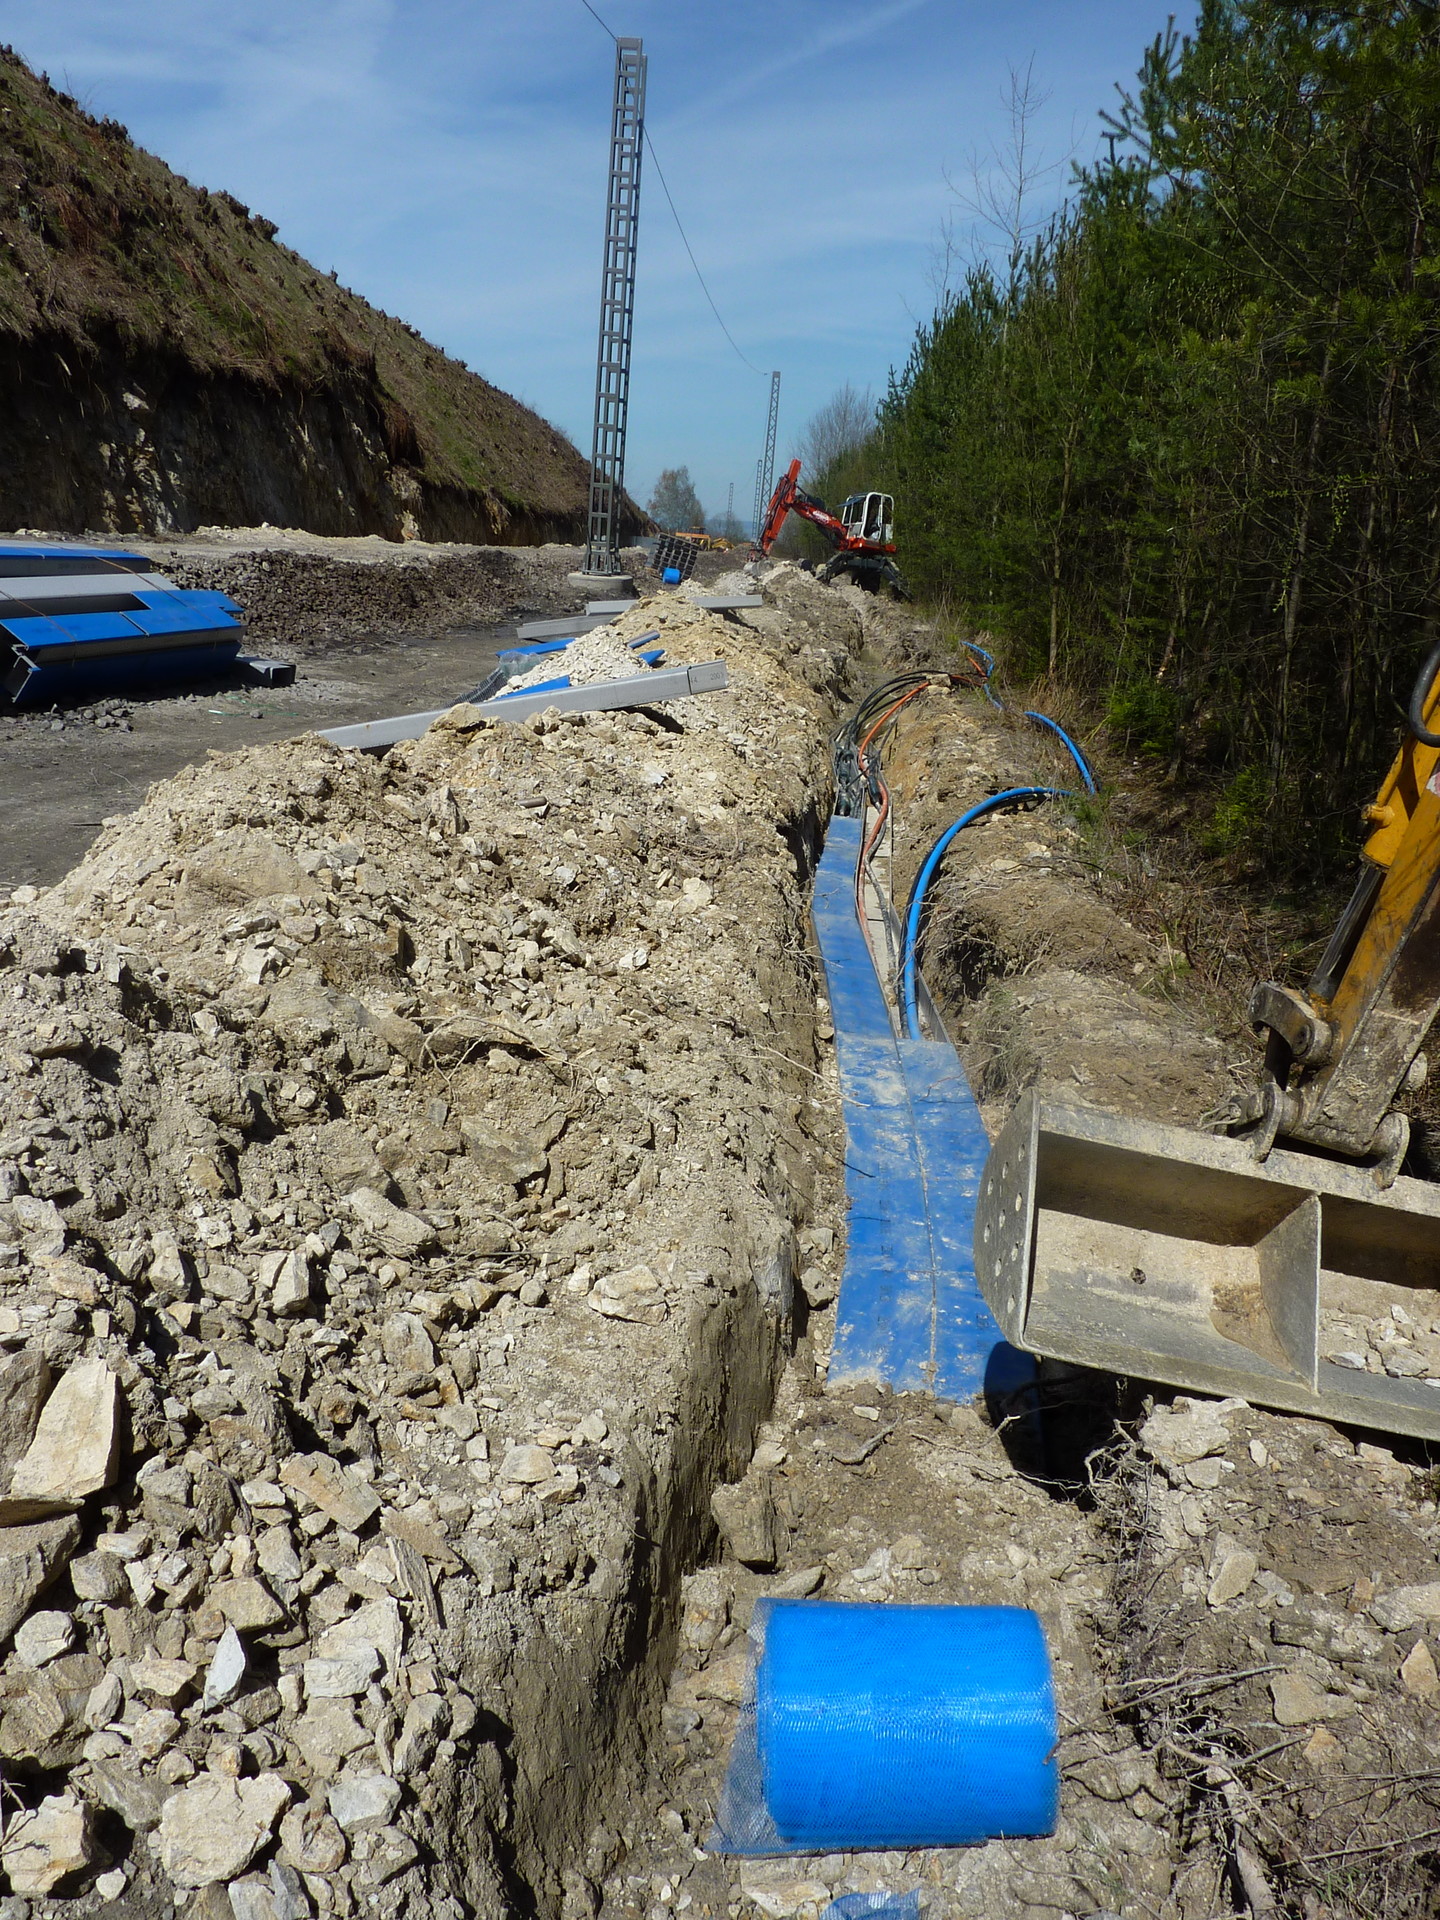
<box><xmin>0</xmin><ymin>573</ymin><xmax>862</xmax><ymax>1915</ymax></box>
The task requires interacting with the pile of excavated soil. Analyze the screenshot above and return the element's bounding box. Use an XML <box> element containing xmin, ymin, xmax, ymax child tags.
<box><xmin>118</xmin><ymin>531</ymin><xmax>651</xmax><ymax>654</ymax></box>
<box><xmin>855</xmin><ymin>646</ymin><xmax>1440</xmax><ymax>1920</ymax></box>
<box><xmin>879</xmin><ymin>696</ymin><xmax>1234</xmax><ymax>1129</ymax></box>
<box><xmin>0</xmin><ymin>568</ymin><xmax>862</xmax><ymax>1916</ymax></box>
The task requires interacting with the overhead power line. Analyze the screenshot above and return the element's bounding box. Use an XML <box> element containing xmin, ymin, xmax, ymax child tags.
<box><xmin>576</xmin><ymin>0</ymin><xmax>767</xmax><ymax>379</ymax></box>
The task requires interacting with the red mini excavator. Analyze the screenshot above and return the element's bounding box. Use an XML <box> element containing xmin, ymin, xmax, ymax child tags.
<box><xmin>755</xmin><ymin>460</ymin><xmax>907</xmax><ymax>597</ymax></box>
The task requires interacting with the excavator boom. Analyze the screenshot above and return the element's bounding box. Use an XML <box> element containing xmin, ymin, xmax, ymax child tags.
<box><xmin>972</xmin><ymin>647</ymin><xmax>1440</xmax><ymax>1442</ymax></box>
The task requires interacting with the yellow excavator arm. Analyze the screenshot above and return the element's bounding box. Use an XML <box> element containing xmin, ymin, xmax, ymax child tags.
<box><xmin>972</xmin><ymin>643</ymin><xmax>1440</xmax><ymax>1443</ymax></box>
<box><xmin>1239</xmin><ymin>644</ymin><xmax>1440</xmax><ymax>1182</ymax></box>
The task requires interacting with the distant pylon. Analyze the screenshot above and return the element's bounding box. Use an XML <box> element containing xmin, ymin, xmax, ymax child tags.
<box><xmin>751</xmin><ymin>371</ymin><xmax>781</xmax><ymax>545</ymax></box>
<box><xmin>581</xmin><ymin>37</ymin><xmax>647</xmax><ymax>579</ymax></box>
<box><xmin>726</xmin><ymin>481</ymin><xmax>734</xmax><ymax>533</ymax></box>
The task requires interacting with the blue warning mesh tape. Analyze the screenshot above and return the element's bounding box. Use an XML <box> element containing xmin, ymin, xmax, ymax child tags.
<box><xmin>710</xmin><ymin>1600</ymin><xmax>1058</xmax><ymax>1855</ymax></box>
<box><xmin>823</xmin><ymin>1895</ymin><xmax>920</xmax><ymax>1920</ymax></box>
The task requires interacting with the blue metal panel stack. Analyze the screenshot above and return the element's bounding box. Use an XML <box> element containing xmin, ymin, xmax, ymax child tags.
<box><xmin>0</xmin><ymin>542</ymin><xmax>244</xmax><ymax>706</ymax></box>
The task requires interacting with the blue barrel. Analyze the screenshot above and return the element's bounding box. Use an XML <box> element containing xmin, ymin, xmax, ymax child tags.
<box><xmin>662</xmin><ymin>566</ymin><xmax>682</xmax><ymax>585</ymax></box>
<box><xmin>756</xmin><ymin>1602</ymin><xmax>1057</xmax><ymax>1849</ymax></box>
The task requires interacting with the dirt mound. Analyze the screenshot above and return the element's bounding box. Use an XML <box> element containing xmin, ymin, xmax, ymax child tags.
<box><xmin>880</xmin><ymin>694</ymin><xmax>1232</xmax><ymax>1128</ymax></box>
<box><xmin>0</xmin><ymin>575</ymin><xmax>860</xmax><ymax>1914</ymax></box>
<box><xmin>0</xmin><ymin>50</ymin><xmax>636</xmax><ymax>542</ymax></box>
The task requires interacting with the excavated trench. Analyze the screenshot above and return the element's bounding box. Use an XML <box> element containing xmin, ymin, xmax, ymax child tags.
<box><xmin>0</xmin><ymin>564</ymin><xmax>863</xmax><ymax>1919</ymax></box>
<box><xmin>12</xmin><ymin>559</ymin><xmax>1439</xmax><ymax>1920</ymax></box>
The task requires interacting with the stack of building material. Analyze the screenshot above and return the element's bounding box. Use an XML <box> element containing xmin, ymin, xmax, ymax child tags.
<box><xmin>0</xmin><ymin>542</ymin><xmax>243</xmax><ymax>706</ymax></box>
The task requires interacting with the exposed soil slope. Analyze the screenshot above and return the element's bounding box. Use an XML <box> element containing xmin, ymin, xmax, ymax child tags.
<box><xmin>0</xmin><ymin>49</ymin><xmax>626</xmax><ymax>543</ymax></box>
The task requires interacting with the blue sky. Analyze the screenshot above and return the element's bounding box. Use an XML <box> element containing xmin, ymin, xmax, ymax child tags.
<box><xmin>2</xmin><ymin>1</ymin><xmax>1197</xmax><ymax>529</ymax></box>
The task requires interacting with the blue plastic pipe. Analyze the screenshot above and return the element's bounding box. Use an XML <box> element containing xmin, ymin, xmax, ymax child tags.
<box><xmin>899</xmin><ymin>787</ymin><xmax>1067</xmax><ymax>1035</ymax></box>
<box><xmin>757</xmin><ymin>1601</ymin><xmax>1058</xmax><ymax>1849</ymax></box>
<box><xmin>1023</xmin><ymin>711</ymin><xmax>1097</xmax><ymax>793</ymax></box>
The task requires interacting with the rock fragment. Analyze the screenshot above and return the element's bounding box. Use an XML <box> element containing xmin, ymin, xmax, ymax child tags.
<box><xmin>13</xmin><ymin>1607</ymin><xmax>76</xmax><ymax>1666</ymax></box>
<box><xmin>157</xmin><ymin>1770</ymin><xmax>291</xmax><ymax>1887</ymax></box>
<box><xmin>279</xmin><ymin>1801</ymin><xmax>347</xmax><ymax>1874</ymax></box>
<box><xmin>344</xmin><ymin>1187</ymin><xmax>436</xmax><ymax>1257</ymax></box>
<box><xmin>587</xmin><ymin>1264</ymin><xmax>667</xmax><ymax>1326</ymax></box>
<box><xmin>711</xmin><ymin>1479</ymin><xmax>778</xmax><ymax>1569</ymax></box>
<box><xmin>262</xmin><ymin>1247</ymin><xmax>313</xmax><ymax>1317</ymax></box>
<box><xmin>501</xmin><ymin>1445</ymin><xmax>557</xmax><ymax>1485</ymax></box>
<box><xmin>1138</xmin><ymin>1396</ymin><xmax>1238</xmax><ymax>1471</ymax></box>
<box><xmin>1</xmin><ymin>1791</ymin><xmax>95</xmax><ymax>1894</ymax></box>
<box><xmin>204</xmin><ymin>1575</ymin><xmax>286</xmax><ymax>1633</ymax></box>
<box><xmin>279</xmin><ymin>1451</ymin><xmax>381</xmax><ymax>1531</ymax></box>
<box><xmin>1400</xmin><ymin>1639</ymin><xmax>1439</xmax><ymax>1698</ymax></box>
<box><xmin>327</xmin><ymin>1770</ymin><xmax>402</xmax><ymax>1830</ymax></box>
<box><xmin>0</xmin><ymin>1346</ymin><xmax>50</xmax><ymax>1480</ymax></box>
<box><xmin>1270</xmin><ymin>1671</ymin><xmax>1354</xmax><ymax>1726</ymax></box>
<box><xmin>5</xmin><ymin>1357</ymin><xmax>120</xmax><ymax>1515</ymax></box>
<box><xmin>1207</xmin><ymin>1550</ymin><xmax>1258</xmax><ymax>1607</ymax></box>
<box><xmin>0</xmin><ymin>1513</ymin><xmax>81</xmax><ymax>1643</ymax></box>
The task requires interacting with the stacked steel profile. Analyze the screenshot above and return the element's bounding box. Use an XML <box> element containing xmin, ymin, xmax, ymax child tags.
<box><xmin>0</xmin><ymin>541</ymin><xmax>243</xmax><ymax>706</ymax></box>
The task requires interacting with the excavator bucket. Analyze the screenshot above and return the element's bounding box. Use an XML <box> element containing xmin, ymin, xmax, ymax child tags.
<box><xmin>974</xmin><ymin>1091</ymin><xmax>1440</xmax><ymax>1443</ymax></box>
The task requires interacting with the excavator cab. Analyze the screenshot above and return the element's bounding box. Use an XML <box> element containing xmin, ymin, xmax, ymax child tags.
<box><xmin>840</xmin><ymin>492</ymin><xmax>894</xmax><ymax>547</ymax></box>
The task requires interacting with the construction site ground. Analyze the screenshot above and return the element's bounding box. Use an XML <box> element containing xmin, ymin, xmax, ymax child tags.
<box><xmin>0</xmin><ymin>547</ymin><xmax>1436</xmax><ymax>1920</ymax></box>
<box><xmin>0</xmin><ymin>532</ymin><xmax>657</xmax><ymax>896</ymax></box>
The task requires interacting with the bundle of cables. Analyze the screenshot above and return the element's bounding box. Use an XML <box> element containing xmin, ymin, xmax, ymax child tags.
<box><xmin>832</xmin><ymin>642</ymin><xmax>1098</xmax><ymax>1037</ymax></box>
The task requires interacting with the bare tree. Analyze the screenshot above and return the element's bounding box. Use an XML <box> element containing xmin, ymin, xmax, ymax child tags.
<box><xmin>931</xmin><ymin>58</ymin><xmax>1076</xmax><ymax>301</ymax></box>
<box><xmin>794</xmin><ymin>384</ymin><xmax>875</xmax><ymax>481</ymax></box>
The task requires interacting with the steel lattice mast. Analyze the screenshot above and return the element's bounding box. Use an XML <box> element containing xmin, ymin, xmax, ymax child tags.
<box><xmin>582</xmin><ymin>37</ymin><xmax>647</xmax><ymax>578</ymax></box>
<box><xmin>751</xmin><ymin>370</ymin><xmax>781</xmax><ymax>544</ymax></box>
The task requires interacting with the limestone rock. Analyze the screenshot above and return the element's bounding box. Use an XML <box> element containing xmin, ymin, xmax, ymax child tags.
<box><xmin>203</xmin><ymin>1626</ymin><xmax>249</xmax><ymax>1708</ymax></box>
<box><xmin>158</xmin><ymin>1771</ymin><xmax>291</xmax><ymax>1887</ymax></box>
<box><xmin>12</xmin><ymin>1607</ymin><xmax>76</xmax><ymax>1666</ymax></box>
<box><xmin>327</xmin><ymin>1770</ymin><xmax>402</xmax><ymax>1831</ymax></box>
<box><xmin>711</xmin><ymin>1478</ymin><xmax>778</xmax><ymax>1569</ymax></box>
<box><xmin>6</xmin><ymin>1357</ymin><xmax>120</xmax><ymax>1515</ymax></box>
<box><xmin>0</xmin><ymin>1513</ymin><xmax>81</xmax><ymax>1643</ymax></box>
<box><xmin>316</xmin><ymin>1120</ymin><xmax>394</xmax><ymax>1198</ymax></box>
<box><xmin>738</xmin><ymin>1861</ymin><xmax>832</xmax><ymax>1918</ymax></box>
<box><xmin>500</xmin><ymin>1445</ymin><xmax>554</xmax><ymax>1486</ymax></box>
<box><xmin>206</xmin><ymin>1576</ymin><xmax>286</xmax><ymax>1633</ymax></box>
<box><xmin>1139</xmin><ymin>1396</ymin><xmax>1237</xmax><ymax>1471</ymax></box>
<box><xmin>381</xmin><ymin>1312</ymin><xmax>435</xmax><ymax>1374</ymax></box>
<box><xmin>1370</xmin><ymin>1582</ymin><xmax>1440</xmax><ymax>1633</ymax></box>
<box><xmin>261</xmin><ymin>1247</ymin><xmax>313</xmax><ymax>1318</ymax></box>
<box><xmin>1207</xmin><ymin>1550</ymin><xmax>1259</xmax><ymax>1608</ymax></box>
<box><xmin>344</xmin><ymin>1188</ymin><xmax>436</xmax><ymax>1257</ymax></box>
<box><xmin>1</xmin><ymin>1791</ymin><xmax>95</xmax><ymax>1894</ymax></box>
<box><xmin>279</xmin><ymin>1802</ymin><xmax>347</xmax><ymax>1874</ymax></box>
<box><xmin>1270</xmin><ymin>1671</ymin><xmax>1354</xmax><ymax>1726</ymax></box>
<box><xmin>459</xmin><ymin>1118</ymin><xmax>547</xmax><ymax>1187</ymax></box>
<box><xmin>392</xmin><ymin>1694</ymin><xmax>448</xmax><ymax>1779</ymax></box>
<box><xmin>280</xmin><ymin>1452</ymin><xmax>381</xmax><ymax>1532</ymax></box>
<box><xmin>70</xmin><ymin>1549</ymin><xmax>130</xmax><ymax>1603</ymax></box>
<box><xmin>1400</xmin><ymin>1639</ymin><xmax>1439</xmax><ymax>1698</ymax></box>
<box><xmin>679</xmin><ymin>1569</ymin><xmax>729</xmax><ymax>1656</ymax></box>
<box><xmin>318</xmin><ymin>1595</ymin><xmax>403</xmax><ymax>1675</ymax></box>
<box><xmin>87</xmin><ymin>1757</ymin><xmax>166</xmax><ymax>1831</ymax></box>
<box><xmin>304</xmin><ymin>1642</ymin><xmax>381</xmax><ymax>1698</ymax></box>
<box><xmin>290</xmin><ymin>1699</ymin><xmax>371</xmax><ymax>1779</ymax></box>
<box><xmin>0</xmin><ymin>1347</ymin><xmax>50</xmax><ymax>1482</ymax></box>
<box><xmin>587</xmin><ymin>1264</ymin><xmax>667</xmax><ymax>1326</ymax></box>
<box><xmin>131</xmin><ymin>1654</ymin><xmax>197</xmax><ymax>1703</ymax></box>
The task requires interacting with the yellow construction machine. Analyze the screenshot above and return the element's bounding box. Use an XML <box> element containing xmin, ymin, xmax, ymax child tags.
<box><xmin>974</xmin><ymin>645</ymin><xmax>1440</xmax><ymax>1441</ymax></box>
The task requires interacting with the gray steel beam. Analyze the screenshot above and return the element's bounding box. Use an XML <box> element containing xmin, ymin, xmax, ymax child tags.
<box><xmin>318</xmin><ymin>660</ymin><xmax>728</xmax><ymax>752</ymax></box>
<box><xmin>583</xmin><ymin>39</ymin><xmax>647</xmax><ymax>577</ymax></box>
